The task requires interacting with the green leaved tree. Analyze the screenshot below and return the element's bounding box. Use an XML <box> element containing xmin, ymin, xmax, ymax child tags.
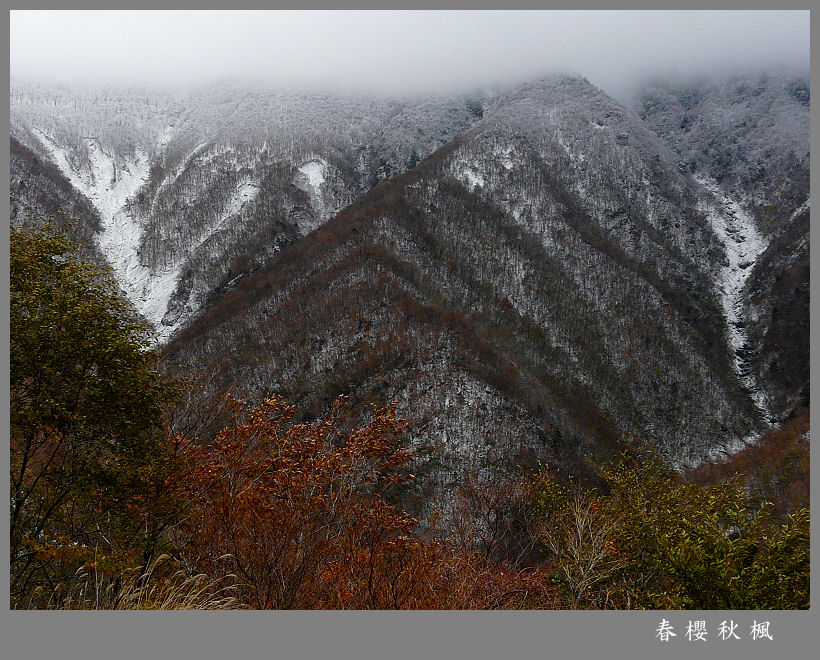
<box><xmin>536</xmin><ymin>447</ymin><xmax>810</xmax><ymax>609</ymax></box>
<box><xmin>10</xmin><ymin>224</ymin><xmax>179</xmax><ymax>606</ymax></box>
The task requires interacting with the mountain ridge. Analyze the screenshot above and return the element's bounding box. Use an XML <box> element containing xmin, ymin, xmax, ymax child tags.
<box><xmin>9</xmin><ymin>71</ymin><xmax>808</xmax><ymax>491</ymax></box>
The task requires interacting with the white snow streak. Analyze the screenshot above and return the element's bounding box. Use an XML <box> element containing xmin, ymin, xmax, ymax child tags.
<box><xmin>789</xmin><ymin>198</ymin><xmax>811</xmax><ymax>222</ymax></box>
<box><xmin>197</xmin><ymin>180</ymin><xmax>259</xmax><ymax>251</ymax></box>
<box><xmin>150</xmin><ymin>141</ymin><xmax>208</xmax><ymax>217</ymax></box>
<box><xmin>698</xmin><ymin>176</ymin><xmax>772</xmax><ymax>425</ymax></box>
<box><xmin>34</xmin><ymin>128</ymin><xmax>188</xmax><ymax>343</ymax></box>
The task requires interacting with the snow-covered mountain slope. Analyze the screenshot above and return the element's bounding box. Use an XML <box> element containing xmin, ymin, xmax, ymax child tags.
<box><xmin>636</xmin><ymin>70</ymin><xmax>810</xmax><ymax>426</ymax></box>
<box><xmin>438</xmin><ymin>76</ymin><xmax>778</xmax><ymax>462</ymax></box>
<box><xmin>11</xmin><ymin>80</ymin><xmax>491</xmax><ymax>341</ymax></box>
<box><xmin>636</xmin><ymin>71</ymin><xmax>809</xmax><ymax>234</ymax></box>
<box><xmin>30</xmin><ymin>128</ymin><xmax>180</xmax><ymax>333</ymax></box>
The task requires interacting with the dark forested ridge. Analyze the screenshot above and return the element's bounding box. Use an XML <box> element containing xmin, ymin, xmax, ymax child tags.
<box><xmin>165</xmin><ymin>75</ymin><xmax>810</xmax><ymax>479</ymax></box>
<box><xmin>10</xmin><ymin>137</ymin><xmax>105</xmax><ymax>261</ymax></box>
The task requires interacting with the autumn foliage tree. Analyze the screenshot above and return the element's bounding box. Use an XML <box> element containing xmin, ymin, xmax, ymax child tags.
<box><xmin>173</xmin><ymin>394</ymin><xmax>441</xmax><ymax>608</ymax></box>
<box><xmin>171</xmin><ymin>394</ymin><xmax>564</xmax><ymax>610</ymax></box>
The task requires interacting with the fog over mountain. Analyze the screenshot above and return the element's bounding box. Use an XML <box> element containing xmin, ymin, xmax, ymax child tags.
<box><xmin>10</xmin><ymin>10</ymin><xmax>810</xmax><ymax>100</ymax></box>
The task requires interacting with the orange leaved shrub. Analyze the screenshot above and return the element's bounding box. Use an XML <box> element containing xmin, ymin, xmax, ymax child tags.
<box><xmin>170</xmin><ymin>394</ymin><xmax>559</xmax><ymax>609</ymax></box>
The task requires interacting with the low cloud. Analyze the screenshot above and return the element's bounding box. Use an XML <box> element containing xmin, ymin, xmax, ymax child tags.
<box><xmin>10</xmin><ymin>10</ymin><xmax>810</xmax><ymax>98</ymax></box>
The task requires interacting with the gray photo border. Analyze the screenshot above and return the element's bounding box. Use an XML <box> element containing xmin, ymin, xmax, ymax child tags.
<box><xmin>3</xmin><ymin>3</ymin><xmax>816</xmax><ymax>659</ymax></box>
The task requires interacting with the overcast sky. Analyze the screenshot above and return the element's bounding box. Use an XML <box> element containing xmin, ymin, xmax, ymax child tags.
<box><xmin>10</xmin><ymin>10</ymin><xmax>811</xmax><ymax>99</ymax></box>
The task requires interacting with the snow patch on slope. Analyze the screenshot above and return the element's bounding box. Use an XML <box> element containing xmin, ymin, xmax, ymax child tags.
<box><xmin>450</xmin><ymin>154</ymin><xmax>486</xmax><ymax>191</ymax></box>
<box><xmin>494</xmin><ymin>144</ymin><xmax>515</xmax><ymax>171</ymax></box>
<box><xmin>459</xmin><ymin>167</ymin><xmax>485</xmax><ymax>190</ymax></box>
<box><xmin>698</xmin><ymin>176</ymin><xmax>772</xmax><ymax>425</ymax></box>
<box><xmin>293</xmin><ymin>158</ymin><xmax>330</xmax><ymax>232</ymax></box>
<box><xmin>299</xmin><ymin>160</ymin><xmax>326</xmax><ymax>190</ymax></box>
<box><xmin>225</xmin><ymin>181</ymin><xmax>259</xmax><ymax>219</ymax></box>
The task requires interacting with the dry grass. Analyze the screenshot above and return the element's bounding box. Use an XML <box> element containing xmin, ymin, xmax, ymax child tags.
<box><xmin>29</xmin><ymin>555</ymin><xmax>241</xmax><ymax>610</ymax></box>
